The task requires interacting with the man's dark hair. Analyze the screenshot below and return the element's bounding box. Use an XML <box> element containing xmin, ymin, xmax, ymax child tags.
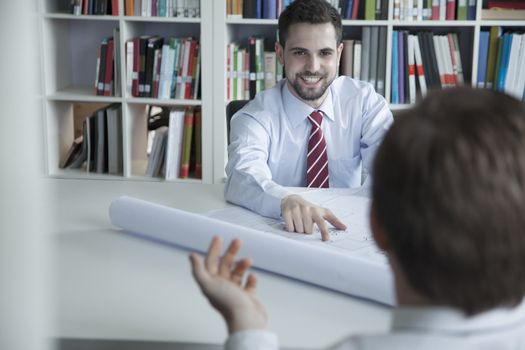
<box><xmin>372</xmin><ymin>87</ymin><xmax>525</xmax><ymax>315</ymax></box>
<box><xmin>278</xmin><ymin>0</ymin><xmax>342</xmax><ymax>48</ymax></box>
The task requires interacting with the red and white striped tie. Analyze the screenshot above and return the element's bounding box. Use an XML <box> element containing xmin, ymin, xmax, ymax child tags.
<box><xmin>306</xmin><ymin>111</ymin><xmax>329</xmax><ymax>188</ymax></box>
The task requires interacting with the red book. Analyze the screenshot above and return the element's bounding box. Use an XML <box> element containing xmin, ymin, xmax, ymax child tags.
<box><xmin>194</xmin><ymin>107</ymin><xmax>202</xmax><ymax>179</ymax></box>
<box><xmin>103</xmin><ymin>38</ymin><xmax>114</xmax><ymax>96</ymax></box>
<box><xmin>131</xmin><ymin>37</ymin><xmax>140</xmax><ymax>97</ymax></box>
<box><xmin>351</xmin><ymin>0</ymin><xmax>360</xmax><ymax>19</ymax></box>
<box><xmin>112</xmin><ymin>0</ymin><xmax>119</xmax><ymax>15</ymax></box>
<box><xmin>185</xmin><ymin>40</ymin><xmax>197</xmax><ymax>99</ymax></box>
<box><xmin>446</xmin><ymin>0</ymin><xmax>456</xmax><ymax>19</ymax></box>
<box><xmin>432</xmin><ymin>0</ymin><xmax>439</xmax><ymax>19</ymax></box>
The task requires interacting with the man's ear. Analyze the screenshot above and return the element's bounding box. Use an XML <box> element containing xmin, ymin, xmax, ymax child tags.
<box><xmin>336</xmin><ymin>42</ymin><xmax>343</xmax><ymax>66</ymax></box>
<box><xmin>370</xmin><ymin>203</ymin><xmax>390</xmax><ymax>252</ymax></box>
<box><xmin>275</xmin><ymin>41</ymin><xmax>285</xmax><ymax>65</ymax></box>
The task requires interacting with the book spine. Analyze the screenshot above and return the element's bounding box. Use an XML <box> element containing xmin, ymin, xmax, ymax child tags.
<box><xmin>413</xmin><ymin>34</ymin><xmax>427</xmax><ymax>96</ymax></box>
<box><xmin>179</xmin><ymin>107</ymin><xmax>194</xmax><ymax>178</ymax></box>
<box><xmin>194</xmin><ymin>107</ymin><xmax>202</xmax><ymax>179</ymax></box>
<box><xmin>103</xmin><ymin>38</ymin><xmax>114</xmax><ymax>96</ymax></box>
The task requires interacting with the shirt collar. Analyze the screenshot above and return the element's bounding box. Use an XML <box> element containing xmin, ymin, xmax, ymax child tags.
<box><xmin>282</xmin><ymin>80</ymin><xmax>335</xmax><ymax>128</ymax></box>
<box><xmin>391</xmin><ymin>297</ymin><xmax>525</xmax><ymax>334</ymax></box>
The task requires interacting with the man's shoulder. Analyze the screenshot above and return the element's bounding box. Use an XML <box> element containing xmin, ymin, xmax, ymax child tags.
<box><xmin>236</xmin><ymin>81</ymin><xmax>284</xmax><ymax>120</ymax></box>
<box><xmin>331</xmin><ymin>76</ymin><xmax>376</xmax><ymax>99</ymax></box>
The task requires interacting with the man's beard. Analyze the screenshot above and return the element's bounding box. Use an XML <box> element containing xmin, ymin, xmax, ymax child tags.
<box><xmin>289</xmin><ymin>72</ymin><xmax>335</xmax><ymax>101</ymax></box>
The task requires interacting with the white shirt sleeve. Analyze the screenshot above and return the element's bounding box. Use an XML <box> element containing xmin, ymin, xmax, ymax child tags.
<box><xmin>359</xmin><ymin>84</ymin><xmax>393</xmax><ymax>173</ymax></box>
<box><xmin>225</xmin><ymin>330</ymin><xmax>279</xmax><ymax>350</ymax></box>
<box><xmin>224</xmin><ymin>113</ymin><xmax>292</xmax><ymax>219</ymax></box>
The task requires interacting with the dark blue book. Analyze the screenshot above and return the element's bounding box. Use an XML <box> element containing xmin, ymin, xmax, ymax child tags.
<box><xmin>262</xmin><ymin>0</ymin><xmax>276</xmax><ymax>19</ymax></box>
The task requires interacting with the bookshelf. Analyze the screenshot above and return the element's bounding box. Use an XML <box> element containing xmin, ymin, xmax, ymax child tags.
<box><xmin>39</xmin><ymin>0</ymin><xmax>524</xmax><ymax>184</ymax></box>
<box><xmin>38</xmin><ymin>0</ymin><xmax>212</xmax><ymax>183</ymax></box>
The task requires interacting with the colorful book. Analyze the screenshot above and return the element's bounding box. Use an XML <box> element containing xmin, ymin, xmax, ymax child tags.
<box><xmin>179</xmin><ymin>107</ymin><xmax>194</xmax><ymax>178</ymax></box>
<box><xmin>477</xmin><ymin>31</ymin><xmax>490</xmax><ymax>88</ymax></box>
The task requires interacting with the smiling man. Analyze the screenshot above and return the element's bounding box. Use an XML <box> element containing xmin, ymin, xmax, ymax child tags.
<box><xmin>225</xmin><ymin>0</ymin><xmax>393</xmax><ymax>240</ymax></box>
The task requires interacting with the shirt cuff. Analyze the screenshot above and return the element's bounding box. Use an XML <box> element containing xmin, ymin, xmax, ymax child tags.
<box><xmin>225</xmin><ymin>330</ymin><xmax>279</xmax><ymax>350</ymax></box>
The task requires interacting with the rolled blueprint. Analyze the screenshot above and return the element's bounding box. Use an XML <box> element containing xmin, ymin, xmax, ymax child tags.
<box><xmin>109</xmin><ymin>195</ymin><xmax>394</xmax><ymax>305</ymax></box>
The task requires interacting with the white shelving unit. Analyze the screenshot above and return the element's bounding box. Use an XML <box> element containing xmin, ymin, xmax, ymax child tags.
<box><xmin>38</xmin><ymin>0</ymin><xmax>213</xmax><ymax>183</ymax></box>
<box><xmin>39</xmin><ymin>0</ymin><xmax>524</xmax><ymax>184</ymax></box>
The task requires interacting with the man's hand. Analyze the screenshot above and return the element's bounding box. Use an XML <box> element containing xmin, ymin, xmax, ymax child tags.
<box><xmin>281</xmin><ymin>194</ymin><xmax>347</xmax><ymax>241</ymax></box>
<box><xmin>190</xmin><ymin>236</ymin><xmax>267</xmax><ymax>334</ymax></box>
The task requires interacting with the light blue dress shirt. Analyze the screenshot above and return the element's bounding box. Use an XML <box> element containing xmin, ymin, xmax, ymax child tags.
<box><xmin>225</xmin><ymin>76</ymin><xmax>393</xmax><ymax>219</ymax></box>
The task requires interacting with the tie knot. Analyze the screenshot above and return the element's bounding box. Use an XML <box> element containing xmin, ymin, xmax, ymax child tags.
<box><xmin>308</xmin><ymin>110</ymin><xmax>323</xmax><ymax>127</ymax></box>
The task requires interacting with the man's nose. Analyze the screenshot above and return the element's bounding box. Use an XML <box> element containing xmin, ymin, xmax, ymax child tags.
<box><xmin>305</xmin><ymin>54</ymin><xmax>320</xmax><ymax>72</ymax></box>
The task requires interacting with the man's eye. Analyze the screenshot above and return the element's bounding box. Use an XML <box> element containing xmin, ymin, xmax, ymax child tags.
<box><xmin>293</xmin><ymin>51</ymin><xmax>306</xmax><ymax>56</ymax></box>
<box><xmin>321</xmin><ymin>51</ymin><xmax>332</xmax><ymax>56</ymax></box>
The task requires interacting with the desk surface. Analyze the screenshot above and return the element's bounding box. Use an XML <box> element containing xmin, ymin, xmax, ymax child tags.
<box><xmin>49</xmin><ymin>179</ymin><xmax>391</xmax><ymax>349</ymax></box>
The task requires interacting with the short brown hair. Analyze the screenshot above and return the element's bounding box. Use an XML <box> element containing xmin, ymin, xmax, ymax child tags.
<box><xmin>278</xmin><ymin>0</ymin><xmax>342</xmax><ymax>48</ymax></box>
<box><xmin>372</xmin><ymin>87</ymin><xmax>525</xmax><ymax>315</ymax></box>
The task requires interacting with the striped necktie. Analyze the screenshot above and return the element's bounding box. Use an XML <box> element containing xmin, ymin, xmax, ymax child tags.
<box><xmin>306</xmin><ymin>111</ymin><xmax>329</xmax><ymax>188</ymax></box>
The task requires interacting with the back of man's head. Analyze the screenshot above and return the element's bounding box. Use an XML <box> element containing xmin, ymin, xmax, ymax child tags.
<box><xmin>372</xmin><ymin>87</ymin><xmax>525</xmax><ymax>315</ymax></box>
<box><xmin>278</xmin><ymin>0</ymin><xmax>342</xmax><ymax>48</ymax></box>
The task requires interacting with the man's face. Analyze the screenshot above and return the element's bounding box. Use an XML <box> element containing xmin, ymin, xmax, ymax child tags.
<box><xmin>276</xmin><ymin>22</ymin><xmax>343</xmax><ymax>108</ymax></box>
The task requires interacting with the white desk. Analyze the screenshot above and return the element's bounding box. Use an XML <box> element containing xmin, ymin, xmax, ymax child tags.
<box><xmin>49</xmin><ymin>179</ymin><xmax>391</xmax><ymax>349</ymax></box>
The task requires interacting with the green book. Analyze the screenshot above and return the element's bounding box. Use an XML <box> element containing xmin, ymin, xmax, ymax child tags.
<box><xmin>457</xmin><ymin>0</ymin><xmax>467</xmax><ymax>20</ymax></box>
<box><xmin>485</xmin><ymin>26</ymin><xmax>501</xmax><ymax>89</ymax></box>
<box><xmin>365</xmin><ymin>0</ymin><xmax>376</xmax><ymax>20</ymax></box>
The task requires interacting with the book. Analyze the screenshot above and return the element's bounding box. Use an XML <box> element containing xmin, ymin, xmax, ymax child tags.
<box><xmin>407</xmin><ymin>34</ymin><xmax>417</xmax><ymax>104</ymax></box>
<box><xmin>504</xmin><ymin>33</ymin><xmax>522</xmax><ymax>96</ymax></box>
<box><xmin>485</xmin><ymin>26</ymin><xmax>502</xmax><ymax>89</ymax></box>
<box><xmin>481</xmin><ymin>8</ymin><xmax>525</xmax><ymax>19</ymax></box>
<box><xmin>164</xmin><ymin>108</ymin><xmax>185</xmax><ymax>181</ymax></box>
<box><xmin>179</xmin><ymin>107</ymin><xmax>194</xmax><ymax>178</ymax></box>
<box><xmin>467</xmin><ymin>0</ymin><xmax>476</xmax><ymax>19</ymax></box>
<box><xmin>103</xmin><ymin>37</ymin><xmax>114</xmax><ymax>96</ymax></box>
<box><xmin>477</xmin><ymin>31</ymin><xmax>490</xmax><ymax>88</ymax></box>
<box><xmin>106</xmin><ymin>105</ymin><xmax>123</xmax><ymax>175</ymax></box>
<box><xmin>496</xmin><ymin>33</ymin><xmax>512</xmax><ymax>92</ymax></box>
<box><xmin>96</xmin><ymin>37</ymin><xmax>109</xmax><ymax>95</ymax></box>
<box><xmin>194</xmin><ymin>107</ymin><xmax>202</xmax><ymax>179</ymax></box>
<box><xmin>95</xmin><ymin>109</ymin><xmax>108</xmax><ymax>173</ymax></box>
<box><xmin>398</xmin><ymin>30</ymin><xmax>405</xmax><ymax>104</ymax></box>
<box><xmin>191</xmin><ymin>42</ymin><xmax>201</xmax><ymax>99</ymax></box>
<box><xmin>146</xmin><ymin>126</ymin><xmax>168</xmax><ymax>177</ymax></box>
<box><xmin>413</xmin><ymin>34</ymin><xmax>428</xmax><ymax>97</ymax></box>
<box><xmin>264</xmin><ymin>51</ymin><xmax>277</xmax><ymax>90</ymax></box>
<box><xmin>376</xmin><ymin>27</ymin><xmax>387</xmax><ymax>97</ymax></box>
<box><xmin>391</xmin><ymin>31</ymin><xmax>399</xmax><ymax>104</ymax></box>
<box><xmin>145</xmin><ymin>36</ymin><xmax>164</xmax><ymax>97</ymax></box>
<box><xmin>487</xmin><ymin>0</ymin><xmax>525</xmax><ymax>9</ymax></box>
<box><xmin>113</xmin><ymin>27</ymin><xmax>120</xmax><ymax>96</ymax></box>
<box><xmin>457</xmin><ymin>0</ymin><xmax>467</xmax><ymax>20</ymax></box>
<box><xmin>109</xmin><ymin>190</ymin><xmax>395</xmax><ymax>305</ymax></box>
<box><xmin>364</xmin><ymin>0</ymin><xmax>376</xmax><ymax>20</ymax></box>
<box><xmin>513</xmin><ymin>34</ymin><xmax>525</xmax><ymax>101</ymax></box>
<box><xmin>60</xmin><ymin>136</ymin><xmax>84</xmax><ymax>169</ymax></box>
<box><xmin>131</xmin><ymin>37</ymin><xmax>140</xmax><ymax>97</ymax></box>
<box><xmin>360</xmin><ymin>27</ymin><xmax>371</xmax><ymax>83</ymax></box>
<box><xmin>369</xmin><ymin>26</ymin><xmax>379</xmax><ymax>89</ymax></box>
